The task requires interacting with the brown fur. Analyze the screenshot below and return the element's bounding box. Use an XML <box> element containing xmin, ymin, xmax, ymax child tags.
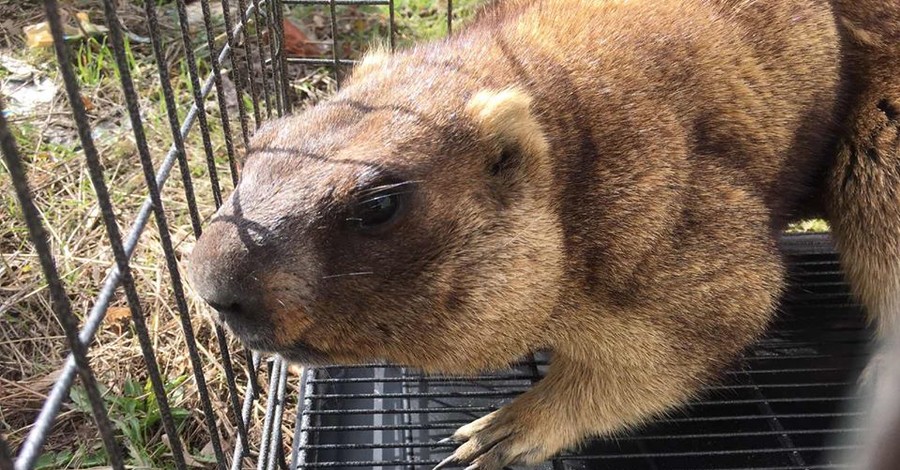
<box><xmin>187</xmin><ymin>0</ymin><xmax>900</xmax><ymax>467</ymax></box>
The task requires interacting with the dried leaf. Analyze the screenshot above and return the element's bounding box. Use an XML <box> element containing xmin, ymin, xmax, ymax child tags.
<box><xmin>182</xmin><ymin>441</ymin><xmax>217</xmax><ymax>468</ymax></box>
<box><xmin>24</xmin><ymin>10</ymin><xmax>106</xmax><ymax>50</ymax></box>
<box><xmin>106</xmin><ymin>307</ymin><xmax>131</xmax><ymax>328</ymax></box>
<box><xmin>23</xmin><ymin>22</ymin><xmax>54</xmax><ymax>49</ymax></box>
<box><xmin>74</xmin><ymin>12</ymin><xmax>108</xmax><ymax>36</ymax></box>
<box><xmin>283</xmin><ymin>18</ymin><xmax>325</xmax><ymax>57</ymax></box>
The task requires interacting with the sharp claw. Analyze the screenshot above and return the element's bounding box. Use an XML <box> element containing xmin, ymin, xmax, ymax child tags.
<box><xmin>465</xmin><ymin>433</ymin><xmax>512</xmax><ymax>463</ymax></box>
<box><xmin>433</xmin><ymin>453</ymin><xmax>460</xmax><ymax>470</ymax></box>
<box><xmin>437</xmin><ymin>436</ymin><xmax>456</xmax><ymax>444</ymax></box>
<box><xmin>463</xmin><ymin>464</ymin><xmax>511</xmax><ymax>470</ymax></box>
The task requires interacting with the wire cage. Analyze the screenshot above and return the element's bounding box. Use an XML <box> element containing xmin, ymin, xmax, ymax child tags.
<box><xmin>0</xmin><ymin>1</ymin><xmax>884</xmax><ymax>469</ymax></box>
<box><xmin>289</xmin><ymin>234</ymin><xmax>873</xmax><ymax>470</ymax></box>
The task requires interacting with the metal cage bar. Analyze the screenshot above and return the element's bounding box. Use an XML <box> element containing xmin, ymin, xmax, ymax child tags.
<box><xmin>253</xmin><ymin>1</ymin><xmax>274</xmax><ymax>117</ymax></box>
<box><xmin>221</xmin><ymin>0</ymin><xmax>255</xmax><ymax>150</ymax></box>
<box><xmin>265</xmin><ymin>0</ymin><xmax>286</xmax><ymax>116</ymax></box>
<box><xmin>0</xmin><ymin>437</ymin><xmax>12</xmax><ymax>470</ymax></box>
<box><xmin>78</xmin><ymin>0</ymin><xmax>231</xmax><ymax>466</ymax></box>
<box><xmin>238</xmin><ymin>0</ymin><xmax>264</xmax><ymax>128</ymax></box>
<box><xmin>1</xmin><ymin>89</ymin><xmax>128</xmax><ymax>469</ymax></box>
<box><xmin>280</xmin><ymin>0</ymin><xmax>399</xmax><ymax>88</ymax></box>
<box><xmin>7</xmin><ymin>2</ymin><xmax>891</xmax><ymax>470</ymax></box>
<box><xmin>4</xmin><ymin>1</ymin><xmax>286</xmax><ymax>468</ymax></box>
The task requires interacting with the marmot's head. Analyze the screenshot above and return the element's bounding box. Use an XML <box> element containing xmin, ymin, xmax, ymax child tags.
<box><xmin>187</xmin><ymin>55</ymin><xmax>565</xmax><ymax>374</ymax></box>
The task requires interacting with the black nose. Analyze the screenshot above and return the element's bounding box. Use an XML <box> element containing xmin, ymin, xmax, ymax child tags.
<box><xmin>190</xmin><ymin>269</ymin><xmax>262</xmax><ymax>320</ymax></box>
<box><xmin>186</xmin><ymin>215</ymin><xmax>267</xmax><ymax>322</ymax></box>
<box><xmin>186</xmin><ymin>188</ymin><xmax>283</xmax><ymax>351</ymax></box>
<box><xmin>187</xmin><ymin>235</ymin><xmax>275</xmax><ymax>348</ymax></box>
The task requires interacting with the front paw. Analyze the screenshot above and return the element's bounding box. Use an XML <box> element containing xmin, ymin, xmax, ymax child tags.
<box><xmin>434</xmin><ymin>408</ymin><xmax>571</xmax><ymax>470</ymax></box>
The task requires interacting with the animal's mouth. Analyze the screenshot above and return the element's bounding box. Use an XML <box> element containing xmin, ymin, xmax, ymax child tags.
<box><xmin>212</xmin><ymin>309</ymin><xmax>278</xmax><ymax>352</ymax></box>
<box><xmin>211</xmin><ymin>309</ymin><xmax>336</xmax><ymax>364</ymax></box>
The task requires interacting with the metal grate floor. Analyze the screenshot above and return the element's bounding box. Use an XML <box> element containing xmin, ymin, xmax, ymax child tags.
<box><xmin>288</xmin><ymin>233</ymin><xmax>872</xmax><ymax>470</ymax></box>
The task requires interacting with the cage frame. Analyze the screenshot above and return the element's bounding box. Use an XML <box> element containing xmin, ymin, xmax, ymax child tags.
<box><xmin>0</xmin><ymin>1</ymin><xmax>895</xmax><ymax>469</ymax></box>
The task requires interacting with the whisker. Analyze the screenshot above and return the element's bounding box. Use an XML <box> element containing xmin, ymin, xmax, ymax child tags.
<box><xmin>355</xmin><ymin>190</ymin><xmax>415</xmax><ymax>206</ymax></box>
<box><xmin>321</xmin><ymin>271</ymin><xmax>375</xmax><ymax>279</ymax></box>
<box><xmin>358</xmin><ymin>180</ymin><xmax>424</xmax><ymax>196</ymax></box>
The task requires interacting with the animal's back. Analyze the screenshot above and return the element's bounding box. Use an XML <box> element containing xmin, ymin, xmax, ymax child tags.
<box><xmin>454</xmin><ymin>0</ymin><xmax>843</xmax><ymax>229</ymax></box>
<box><xmin>404</xmin><ymin>0</ymin><xmax>842</xmax><ymax>301</ymax></box>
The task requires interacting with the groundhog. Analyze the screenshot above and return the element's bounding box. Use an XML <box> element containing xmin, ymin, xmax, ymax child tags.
<box><xmin>186</xmin><ymin>0</ymin><xmax>900</xmax><ymax>468</ymax></box>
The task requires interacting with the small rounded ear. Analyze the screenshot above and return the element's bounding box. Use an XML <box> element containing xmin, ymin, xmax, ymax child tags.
<box><xmin>464</xmin><ymin>88</ymin><xmax>550</xmax><ymax>174</ymax></box>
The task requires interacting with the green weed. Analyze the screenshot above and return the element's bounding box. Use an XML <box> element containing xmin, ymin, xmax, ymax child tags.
<box><xmin>786</xmin><ymin>219</ymin><xmax>831</xmax><ymax>233</ymax></box>
<box><xmin>66</xmin><ymin>375</ymin><xmax>202</xmax><ymax>469</ymax></box>
<box><xmin>394</xmin><ymin>0</ymin><xmax>482</xmax><ymax>44</ymax></box>
<box><xmin>75</xmin><ymin>37</ymin><xmax>112</xmax><ymax>86</ymax></box>
<box><xmin>73</xmin><ymin>35</ymin><xmax>138</xmax><ymax>87</ymax></box>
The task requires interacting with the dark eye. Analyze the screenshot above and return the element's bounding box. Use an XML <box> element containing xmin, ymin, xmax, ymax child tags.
<box><xmin>351</xmin><ymin>192</ymin><xmax>402</xmax><ymax>230</ymax></box>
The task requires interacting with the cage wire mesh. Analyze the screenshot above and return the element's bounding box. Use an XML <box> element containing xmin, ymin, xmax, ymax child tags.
<box><xmin>0</xmin><ymin>0</ymin><xmax>885</xmax><ymax>469</ymax></box>
<box><xmin>287</xmin><ymin>234</ymin><xmax>873</xmax><ymax>470</ymax></box>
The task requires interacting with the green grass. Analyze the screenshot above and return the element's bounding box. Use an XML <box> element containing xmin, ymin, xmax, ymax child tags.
<box><xmin>787</xmin><ymin>218</ymin><xmax>830</xmax><ymax>233</ymax></box>
<box><xmin>72</xmin><ymin>35</ymin><xmax>140</xmax><ymax>89</ymax></box>
<box><xmin>75</xmin><ymin>37</ymin><xmax>113</xmax><ymax>86</ymax></box>
<box><xmin>395</xmin><ymin>0</ymin><xmax>483</xmax><ymax>43</ymax></box>
<box><xmin>35</xmin><ymin>376</ymin><xmax>196</xmax><ymax>469</ymax></box>
<box><xmin>284</xmin><ymin>0</ymin><xmax>483</xmax><ymax>58</ymax></box>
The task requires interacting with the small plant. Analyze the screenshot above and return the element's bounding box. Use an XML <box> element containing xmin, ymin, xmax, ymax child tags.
<box><xmin>74</xmin><ymin>35</ymin><xmax>138</xmax><ymax>87</ymax></box>
<box><xmin>65</xmin><ymin>375</ymin><xmax>197</xmax><ymax>469</ymax></box>
<box><xmin>34</xmin><ymin>446</ymin><xmax>108</xmax><ymax>470</ymax></box>
<box><xmin>75</xmin><ymin>37</ymin><xmax>112</xmax><ymax>86</ymax></box>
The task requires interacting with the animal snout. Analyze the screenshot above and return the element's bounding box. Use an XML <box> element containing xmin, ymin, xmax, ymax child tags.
<box><xmin>187</xmin><ymin>214</ymin><xmax>274</xmax><ymax>343</ymax></box>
